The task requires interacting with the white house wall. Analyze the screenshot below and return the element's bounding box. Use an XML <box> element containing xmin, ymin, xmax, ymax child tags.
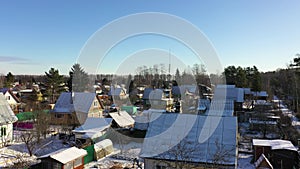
<box><xmin>4</xmin><ymin>92</ymin><xmax>18</xmax><ymax>105</ymax></box>
<box><xmin>0</xmin><ymin>123</ymin><xmax>14</xmax><ymax>146</ymax></box>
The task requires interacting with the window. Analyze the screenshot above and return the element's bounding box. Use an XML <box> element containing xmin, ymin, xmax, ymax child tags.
<box><xmin>64</xmin><ymin>162</ymin><xmax>72</xmax><ymax>169</ymax></box>
<box><xmin>94</xmin><ymin>101</ymin><xmax>98</xmax><ymax>107</ymax></box>
<box><xmin>55</xmin><ymin>114</ymin><xmax>63</xmax><ymax>119</ymax></box>
<box><xmin>6</xmin><ymin>96</ymin><xmax>10</xmax><ymax>100</ymax></box>
<box><xmin>74</xmin><ymin>157</ymin><xmax>82</xmax><ymax>167</ymax></box>
<box><xmin>1</xmin><ymin>127</ymin><xmax>6</xmax><ymax>137</ymax></box>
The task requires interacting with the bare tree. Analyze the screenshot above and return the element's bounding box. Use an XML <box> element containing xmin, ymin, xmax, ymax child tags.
<box><xmin>11</xmin><ymin>153</ymin><xmax>34</xmax><ymax>169</ymax></box>
<box><xmin>34</xmin><ymin>108</ymin><xmax>51</xmax><ymax>142</ymax></box>
<box><xmin>20</xmin><ymin>131</ymin><xmax>36</xmax><ymax>156</ymax></box>
<box><xmin>211</xmin><ymin>139</ymin><xmax>236</xmax><ymax>169</ymax></box>
<box><xmin>158</xmin><ymin>139</ymin><xmax>201</xmax><ymax>169</ymax></box>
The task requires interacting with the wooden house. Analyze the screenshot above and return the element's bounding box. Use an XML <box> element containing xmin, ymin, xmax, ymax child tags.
<box><xmin>0</xmin><ymin>88</ymin><xmax>20</xmax><ymax>113</ymax></box>
<box><xmin>51</xmin><ymin>92</ymin><xmax>103</xmax><ymax>126</ymax></box>
<box><xmin>38</xmin><ymin>147</ymin><xmax>87</xmax><ymax>169</ymax></box>
<box><xmin>140</xmin><ymin>113</ymin><xmax>238</xmax><ymax>169</ymax></box>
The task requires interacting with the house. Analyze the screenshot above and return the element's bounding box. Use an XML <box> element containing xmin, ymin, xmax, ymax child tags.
<box><xmin>108</xmin><ymin>86</ymin><xmax>127</xmax><ymax>99</ymax></box>
<box><xmin>134</xmin><ymin>109</ymin><xmax>166</xmax><ymax>130</ymax></box>
<box><xmin>0</xmin><ymin>88</ymin><xmax>20</xmax><ymax>113</ymax></box>
<box><xmin>0</xmin><ymin>93</ymin><xmax>18</xmax><ymax>147</ymax></box>
<box><xmin>252</xmin><ymin>139</ymin><xmax>299</xmax><ymax>169</ymax></box>
<box><xmin>140</xmin><ymin>113</ymin><xmax>238</xmax><ymax>169</ymax></box>
<box><xmin>108</xmin><ymin>110</ymin><xmax>135</xmax><ymax>128</ymax></box>
<box><xmin>142</xmin><ymin>88</ymin><xmax>153</xmax><ymax>106</ymax></box>
<box><xmin>143</xmin><ymin>88</ymin><xmax>173</xmax><ymax>111</ymax></box>
<box><xmin>197</xmin><ymin>99</ymin><xmax>235</xmax><ymax>116</ymax></box>
<box><xmin>214</xmin><ymin>85</ymin><xmax>244</xmax><ymax>111</ymax></box>
<box><xmin>254</xmin><ymin>154</ymin><xmax>273</xmax><ymax>169</ymax></box>
<box><xmin>171</xmin><ymin>85</ymin><xmax>198</xmax><ymax>99</ymax></box>
<box><xmin>38</xmin><ymin>147</ymin><xmax>87</xmax><ymax>169</ymax></box>
<box><xmin>51</xmin><ymin>92</ymin><xmax>103</xmax><ymax>126</ymax></box>
<box><xmin>72</xmin><ymin>117</ymin><xmax>112</xmax><ymax>143</ymax></box>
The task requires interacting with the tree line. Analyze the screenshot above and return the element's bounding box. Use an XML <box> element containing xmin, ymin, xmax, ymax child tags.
<box><xmin>223</xmin><ymin>65</ymin><xmax>262</xmax><ymax>91</ymax></box>
<box><xmin>2</xmin><ymin>55</ymin><xmax>300</xmax><ymax>113</ymax></box>
<box><xmin>0</xmin><ymin>63</ymin><xmax>89</xmax><ymax>104</ymax></box>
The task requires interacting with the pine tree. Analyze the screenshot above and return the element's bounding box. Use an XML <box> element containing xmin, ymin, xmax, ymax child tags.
<box><xmin>68</xmin><ymin>63</ymin><xmax>89</xmax><ymax>92</ymax></box>
<box><xmin>175</xmin><ymin>68</ymin><xmax>181</xmax><ymax>85</ymax></box>
<box><xmin>4</xmin><ymin>72</ymin><xmax>14</xmax><ymax>87</ymax></box>
<box><xmin>45</xmin><ymin>68</ymin><xmax>66</xmax><ymax>103</ymax></box>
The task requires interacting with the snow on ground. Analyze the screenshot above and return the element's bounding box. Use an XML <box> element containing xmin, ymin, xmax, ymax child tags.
<box><xmin>113</xmin><ymin>141</ymin><xmax>142</xmax><ymax>159</ymax></box>
<box><xmin>237</xmin><ymin>153</ymin><xmax>254</xmax><ymax>169</ymax></box>
<box><xmin>34</xmin><ymin>136</ymin><xmax>71</xmax><ymax>156</ymax></box>
<box><xmin>85</xmin><ymin>141</ymin><xmax>143</xmax><ymax>169</ymax></box>
<box><xmin>0</xmin><ymin>133</ymin><xmax>71</xmax><ymax>168</ymax></box>
<box><xmin>0</xmin><ymin>144</ymin><xmax>38</xmax><ymax>168</ymax></box>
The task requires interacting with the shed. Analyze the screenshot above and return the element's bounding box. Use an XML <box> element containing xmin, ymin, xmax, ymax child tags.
<box><xmin>39</xmin><ymin>147</ymin><xmax>87</xmax><ymax>169</ymax></box>
<box><xmin>94</xmin><ymin>139</ymin><xmax>114</xmax><ymax>160</ymax></box>
<box><xmin>109</xmin><ymin>111</ymin><xmax>134</xmax><ymax>128</ymax></box>
<box><xmin>72</xmin><ymin>118</ymin><xmax>112</xmax><ymax>141</ymax></box>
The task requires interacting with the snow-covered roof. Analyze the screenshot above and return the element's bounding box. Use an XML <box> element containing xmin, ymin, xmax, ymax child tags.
<box><xmin>216</xmin><ymin>84</ymin><xmax>236</xmax><ymax>88</ymax></box>
<box><xmin>172</xmin><ymin>85</ymin><xmax>198</xmax><ymax>96</ymax></box>
<box><xmin>140</xmin><ymin>113</ymin><xmax>237</xmax><ymax>165</ymax></box>
<box><xmin>208</xmin><ymin>100</ymin><xmax>234</xmax><ymax>116</ymax></box>
<box><xmin>252</xmin><ymin>139</ymin><xmax>297</xmax><ymax>151</ymax></box>
<box><xmin>0</xmin><ymin>88</ymin><xmax>20</xmax><ymax>103</ymax></box>
<box><xmin>52</xmin><ymin>92</ymin><xmax>97</xmax><ymax>114</ymax></box>
<box><xmin>109</xmin><ymin>87</ymin><xmax>125</xmax><ymax>96</ymax></box>
<box><xmin>72</xmin><ymin>118</ymin><xmax>112</xmax><ymax>138</ymax></box>
<box><xmin>41</xmin><ymin>147</ymin><xmax>87</xmax><ymax>164</ymax></box>
<box><xmin>252</xmin><ymin>91</ymin><xmax>268</xmax><ymax>97</ymax></box>
<box><xmin>149</xmin><ymin>89</ymin><xmax>163</xmax><ymax>100</ymax></box>
<box><xmin>109</xmin><ymin>111</ymin><xmax>135</xmax><ymax>128</ymax></box>
<box><xmin>254</xmin><ymin>154</ymin><xmax>273</xmax><ymax>169</ymax></box>
<box><xmin>198</xmin><ymin>100</ymin><xmax>234</xmax><ymax>116</ymax></box>
<box><xmin>214</xmin><ymin>85</ymin><xmax>244</xmax><ymax>103</ymax></box>
<box><xmin>94</xmin><ymin>139</ymin><xmax>113</xmax><ymax>150</ymax></box>
<box><xmin>143</xmin><ymin>88</ymin><xmax>169</xmax><ymax>100</ymax></box>
<box><xmin>134</xmin><ymin>109</ymin><xmax>165</xmax><ymax>130</ymax></box>
<box><xmin>0</xmin><ymin>93</ymin><xmax>18</xmax><ymax>124</ymax></box>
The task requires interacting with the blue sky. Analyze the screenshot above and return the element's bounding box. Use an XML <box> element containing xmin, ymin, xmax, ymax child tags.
<box><xmin>0</xmin><ymin>1</ymin><xmax>300</xmax><ymax>75</ymax></box>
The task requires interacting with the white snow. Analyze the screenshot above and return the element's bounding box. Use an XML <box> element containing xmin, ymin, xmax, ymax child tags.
<box><xmin>85</xmin><ymin>141</ymin><xmax>143</xmax><ymax>169</ymax></box>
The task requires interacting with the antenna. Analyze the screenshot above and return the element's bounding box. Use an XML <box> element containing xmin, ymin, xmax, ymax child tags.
<box><xmin>169</xmin><ymin>49</ymin><xmax>171</xmax><ymax>80</ymax></box>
